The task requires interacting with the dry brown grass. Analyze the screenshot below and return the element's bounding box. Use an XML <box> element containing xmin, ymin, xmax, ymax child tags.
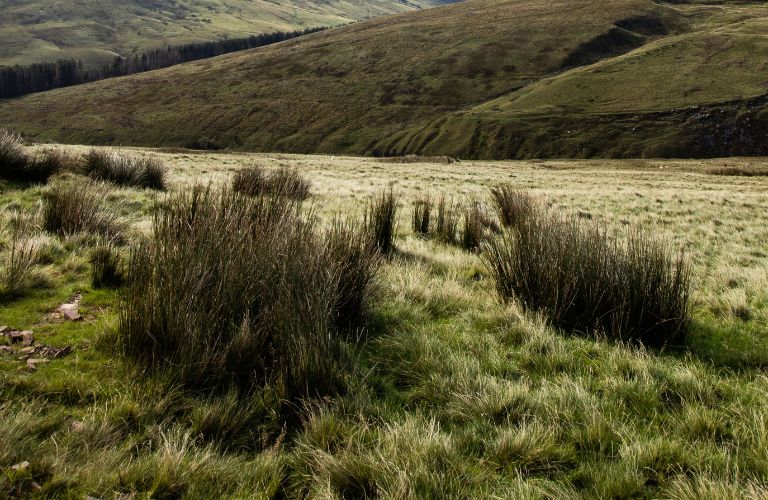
<box><xmin>706</xmin><ymin>165</ymin><xmax>768</xmax><ymax>177</ymax></box>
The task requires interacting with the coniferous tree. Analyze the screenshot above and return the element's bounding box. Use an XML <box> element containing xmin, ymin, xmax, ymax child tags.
<box><xmin>0</xmin><ymin>27</ymin><xmax>325</xmax><ymax>99</ymax></box>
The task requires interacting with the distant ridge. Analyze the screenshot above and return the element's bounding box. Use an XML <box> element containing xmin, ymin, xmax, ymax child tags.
<box><xmin>0</xmin><ymin>0</ymin><xmax>458</xmax><ymax>67</ymax></box>
<box><xmin>1</xmin><ymin>0</ymin><xmax>767</xmax><ymax>159</ymax></box>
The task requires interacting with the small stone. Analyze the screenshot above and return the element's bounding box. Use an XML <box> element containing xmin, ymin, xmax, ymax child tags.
<box><xmin>31</xmin><ymin>481</ymin><xmax>42</xmax><ymax>491</ymax></box>
<box><xmin>21</xmin><ymin>331</ymin><xmax>34</xmax><ymax>346</ymax></box>
<box><xmin>0</xmin><ymin>325</ymin><xmax>9</xmax><ymax>334</ymax></box>
<box><xmin>11</xmin><ymin>461</ymin><xmax>29</xmax><ymax>471</ymax></box>
<box><xmin>26</xmin><ymin>358</ymin><xmax>48</xmax><ymax>370</ymax></box>
<box><xmin>0</xmin><ymin>345</ymin><xmax>12</xmax><ymax>353</ymax></box>
<box><xmin>62</xmin><ymin>308</ymin><xmax>81</xmax><ymax>321</ymax></box>
<box><xmin>35</xmin><ymin>345</ymin><xmax>73</xmax><ymax>359</ymax></box>
<box><xmin>58</xmin><ymin>303</ymin><xmax>81</xmax><ymax>321</ymax></box>
<box><xmin>51</xmin><ymin>345</ymin><xmax>72</xmax><ymax>358</ymax></box>
<box><xmin>19</xmin><ymin>346</ymin><xmax>36</xmax><ymax>355</ymax></box>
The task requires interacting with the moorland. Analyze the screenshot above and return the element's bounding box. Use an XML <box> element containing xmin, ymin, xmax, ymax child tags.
<box><xmin>1</xmin><ymin>139</ymin><xmax>767</xmax><ymax>497</ymax></box>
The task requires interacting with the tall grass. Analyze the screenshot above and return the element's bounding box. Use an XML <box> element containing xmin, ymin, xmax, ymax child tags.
<box><xmin>0</xmin><ymin>129</ymin><xmax>27</xmax><ymax>175</ymax></box>
<box><xmin>232</xmin><ymin>165</ymin><xmax>311</xmax><ymax>200</ymax></box>
<box><xmin>491</xmin><ymin>185</ymin><xmax>536</xmax><ymax>228</ymax></box>
<box><xmin>118</xmin><ymin>186</ymin><xmax>379</xmax><ymax>398</ymax></box>
<box><xmin>707</xmin><ymin>166</ymin><xmax>768</xmax><ymax>177</ymax></box>
<box><xmin>0</xmin><ymin>211</ymin><xmax>45</xmax><ymax>299</ymax></box>
<box><xmin>0</xmin><ymin>129</ymin><xmax>70</xmax><ymax>182</ymax></box>
<box><xmin>412</xmin><ymin>197</ymin><xmax>432</xmax><ymax>235</ymax></box>
<box><xmin>461</xmin><ymin>202</ymin><xmax>497</xmax><ymax>251</ymax></box>
<box><xmin>435</xmin><ymin>196</ymin><xmax>460</xmax><ymax>245</ymax></box>
<box><xmin>365</xmin><ymin>188</ymin><xmax>398</xmax><ymax>255</ymax></box>
<box><xmin>325</xmin><ymin>219</ymin><xmax>380</xmax><ymax>332</ymax></box>
<box><xmin>83</xmin><ymin>149</ymin><xmax>166</xmax><ymax>190</ymax></box>
<box><xmin>90</xmin><ymin>240</ymin><xmax>124</xmax><ymax>288</ymax></box>
<box><xmin>483</xmin><ymin>202</ymin><xmax>690</xmax><ymax>346</ymax></box>
<box><xmin>43</xmin><ymin>180</ymin><xmax>122</xmax><ymax>239</ymax></box>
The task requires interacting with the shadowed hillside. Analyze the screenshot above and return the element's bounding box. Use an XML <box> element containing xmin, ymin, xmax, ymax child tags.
<box><xmin>1</xmin><ymin>0</ymin><xmax>767</xmax><ymax>158</ymax></box>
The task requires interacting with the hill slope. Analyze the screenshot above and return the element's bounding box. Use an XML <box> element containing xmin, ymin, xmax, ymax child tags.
<box><xmin>0</xmin><ymin>0</ymin><xmax>455</xmax><ymax>67</ymax></box>
<box><xmin>1</xmin><ymin>0</ymin><xmax>767</xmax><ymax>159</ymax></box>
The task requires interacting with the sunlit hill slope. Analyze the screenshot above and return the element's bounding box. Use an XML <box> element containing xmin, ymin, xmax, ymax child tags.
<box><xmin>1</xmin><ymin>0</ymin><xmax>766</xmax><ymax>159</ymax></box>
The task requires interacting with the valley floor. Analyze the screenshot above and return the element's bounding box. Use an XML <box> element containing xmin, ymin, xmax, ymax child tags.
<box><xmin>2</xmin><ymin>149</ymin><xmax>768</xmax><ymax>497</ymax></box>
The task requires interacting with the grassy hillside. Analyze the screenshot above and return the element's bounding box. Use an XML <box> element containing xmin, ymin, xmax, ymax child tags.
<box><xmin>402</xmin><ymin>11</ymin><xmax>768</xmax><ymax>158</ymax></box>
<box><xmin>0</xmin><ymin>0</ymin><xmax>767</xmax><ymax>158</ymax></box>
<box><xmin>2</xmin><ymin>147</ymin><xmax>768</xmax><ymax>496</ymax></box>
<box><xmin>0</xmin><ymin>0</ymin><xmax>455</xmax><ymax>67</ymax></box>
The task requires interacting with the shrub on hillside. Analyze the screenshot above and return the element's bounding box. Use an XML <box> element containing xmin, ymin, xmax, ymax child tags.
<box><xmin>43</xmin><ymin>180</ymin><xmax>123</xmax><ymax>239</ymax></box>
<box><xmin>118</xmin><ymin>186</ymin><xmax>379</xmax><ymax>398</ymax></box>
<box><xmin>365</xmin><ymin>188</ymin><xmax>398</xmax><ymax>255</ymax></box>
<box><xmin>483</xmin><ymin>202</ymin><xmax>690</xmax><ymax>346</ymax></box>
<box><xmin>83</xmin><ymin>149</ymin><xmax>166</xmax><ymax>190</ymax></box>
<box><xmin>232</xmin><ymin>165</ymin><xmax>311</xmax><ymax>200</ymax></box>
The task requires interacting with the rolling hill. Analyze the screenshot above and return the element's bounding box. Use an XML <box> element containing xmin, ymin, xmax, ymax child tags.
<box><xmin>1</xmin><ymin>0</ymin><xmax>767</xmax><ymax>159</ymax></box>
<box><xmin>0</xmin><ymin>0</ymin><xmax>456</xmax><ymax>67</ymax></box>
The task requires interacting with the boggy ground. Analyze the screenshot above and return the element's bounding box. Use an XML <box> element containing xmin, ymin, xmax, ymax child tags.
<box><xmin>1</xmin><ymin>148</ymin><xmax>768</xmax><ymax>498</ymax></box>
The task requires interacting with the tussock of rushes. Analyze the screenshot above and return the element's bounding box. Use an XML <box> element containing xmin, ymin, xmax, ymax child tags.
<box><xmin>43</xmin><ymin>180</ymin><xmax>123</xmax><ymax>240</ymax></box>
<box><xmin>83</xmin><ymin>149</ymin><xmax>166</xmax><ymax>190</ymax></box>
<box><xmin>90</xmin><ymin>240</ymin><xmax>124</xmax><ymax>289</ymax></box>
<box><xmin>412</xmin><ymin>197</ymin><xmax>432</xmax><ymax>235</ymax></box>
<box><xmin>435</xmin><ymin>196</ymin><xmax>460</xmax><ymax>245</ymax></box>
<box><xmin>0</xmin><ymin>129</ymin><xmax>26</xmax><ymax>174</ymax></box>
<box><xmin>232</xmin><ymin>165</ymin><xmax>311</xmax><ymax>200</ymax></box>
<box><xmin>461</xmin><ymin>201</ymin><xmax>497</xmax><ymax>252</ymax></box>
<box><xmin>365</xmin><ymin>187</ymin><xmax>398</xmax><ymax>255</ymax></box>
<box><xmin>0</xmin><ymin>129</ymin><xmax>72</xmax><ymax>182</ymax></box>
<box><xmin>0</xmin><ymin>211</ymin><xmax>47</xmax><ymax>298</ymax></box>
<box><xmin>491</xmin><ymin>184</ymin><xmax>536</xmax><ymax>228</ymax></box>
<box><xmin>118</xmin><ymin>186</ymin><xmax>379</xmax><ymax>398</ymax></box>
<box><xmin>325</xmin><ymin>219</ymin><xmax>380</xmax><ymax>332</ymax></box>
<box><xmin>483</xmin><ymin>202</ymin><xmax>690</xmax><ymax>346</ymax></box>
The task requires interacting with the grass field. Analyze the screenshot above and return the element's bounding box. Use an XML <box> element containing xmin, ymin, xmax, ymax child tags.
<box><xmin>0</xmin><ymin>0</ymin><xmax>455</xmax><ymax>67</ymax></box>
<box><xmin>2</xmin><ymin>0</ymin><xmax>767</xmax><ymax>159</ymax></box>
<box><xmin>2</xmin><ymin>146</ymin><xmax>768</xmax><ymax>497</ymax></box>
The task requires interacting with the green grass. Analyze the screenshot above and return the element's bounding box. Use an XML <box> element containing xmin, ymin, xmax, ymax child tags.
<box><xmin>0</xmin><ymin>0</ymin><xmax>456</xmax><ymax>68</ymax></box>
<box><xmin>1</xmin><ymin>148</ymin><xmax>768</xmax><ymax>497</ymax></box>
<box><xmin>1</xmin><ymin>0</ymin><xmax>766</xmax><ymax>159</ymax></box>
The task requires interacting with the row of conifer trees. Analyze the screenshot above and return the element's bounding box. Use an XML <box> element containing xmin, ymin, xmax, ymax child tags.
<box><xmin>0</xmin><ymin>27</ymin><xmax>325</xmax><ymax>99</ymax></box>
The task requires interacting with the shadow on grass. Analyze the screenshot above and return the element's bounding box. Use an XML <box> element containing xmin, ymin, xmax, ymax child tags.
<box><xmin>683</xmin><ymin>317</ymin><xmax>768</xmax><ymax>371</ymax></box>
